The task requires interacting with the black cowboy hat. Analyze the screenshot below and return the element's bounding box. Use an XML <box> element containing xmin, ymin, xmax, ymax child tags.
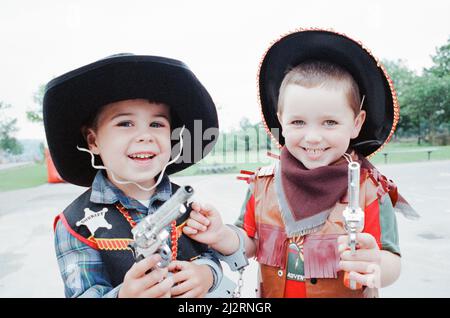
<box><xmin>258</xmin><ymin>28</ymin><xmax>399</xmax><ymax>157</ymax></box>
<box><xmin>43</xmin><ymin>54</ymin><xmax>218</xmax><ymax>187</ymax></box>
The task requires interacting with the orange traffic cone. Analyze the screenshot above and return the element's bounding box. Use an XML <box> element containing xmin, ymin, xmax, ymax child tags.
<box><xmin>45</xmin><ymin>148</ymin><xmax>65</xmax><ymax>183</ymax></box>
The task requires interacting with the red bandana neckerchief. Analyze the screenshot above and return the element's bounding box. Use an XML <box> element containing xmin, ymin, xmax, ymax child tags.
<box><xmin>278</xmin><ymin>147</ymin><xmax>365</xmax><ymax>237</ymax></box>
<box><xmin>280</xmin><ymin>147</ymin><xmax>352</xmax><ymax>222</ymax></box>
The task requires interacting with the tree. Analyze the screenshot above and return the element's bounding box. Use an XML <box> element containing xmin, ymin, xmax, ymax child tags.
<box><xmin>383</xmin><ymin>37</ymin><xmax>450</xmax><ymax>145</ymax></box>
<box><xmin>402</xmin><ymin>38</ymin><xmax>450</xmax><ymax>143</ymax></box>
<box><xmin>382</xmin><ymin>59</ymin><xmax>417</xmax><ymax>95</ymax></box>
<box><xmin>238</xmin><ymin>117</ymin><xmax>263</xmax><ymax>153</ymax></box>
<box><xmin>239</xmin><ymin>117</ymin><xmax>253</xmax><ymax>131</ymax></box>
<box><xmin>426</xmin><ymin>36</ymin><xmax>450</xmax><ymax>78</ymax></box>
<box><xmin>401</xmin><ymin>74</ymin><xmax>450</xmax><ymax>142</ymax></box>
<box><xmin>382</xmin><ymin>59</ymin><xmax>419</xmax><ymax>136</ymax></box>
<box><xmin>0</xmin><ymin>102</ymin><xmax>23</xmax><ymax>155</ymax></box>
<box><xmin>26</xmin><ymin>84</ymin><xmax>45</xmax><ymax>123</ymax></box>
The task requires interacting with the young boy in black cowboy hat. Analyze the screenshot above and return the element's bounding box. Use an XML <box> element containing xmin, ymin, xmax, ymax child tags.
<box><xmin>45</xmin><ymin>54</ymin><xmax>223</xmax><ymax>297</ymax></box>
<box><xmin>183</xmin><ymin>29</ymin><xmax>419</xmax><ymax>297</ymax></box>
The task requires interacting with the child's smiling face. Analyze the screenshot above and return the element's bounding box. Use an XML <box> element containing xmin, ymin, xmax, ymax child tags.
<box><xmin>86</xmin><ymin>99</ymin><xmax>172</xmax><ymax>191</ymax></box>
<box><xmin>278</xmin><ymin>84</ymin><xmax>366</xmax><ymax>169</ymax></box>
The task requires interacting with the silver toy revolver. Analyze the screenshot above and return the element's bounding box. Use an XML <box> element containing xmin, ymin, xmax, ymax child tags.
<box><xmin>342</xmin><ymin>162</ymin><xmax>365</xmax><ymax>290</ymax></box>
<box><xmin>129</xmin><ymin>185</ymin><xmax>194</xmax><ymax>268</ymax></box>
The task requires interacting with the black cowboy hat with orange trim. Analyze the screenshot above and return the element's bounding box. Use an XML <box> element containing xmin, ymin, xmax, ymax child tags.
<box><xmin>258</xmin><ymin>28</ymin><xmax>399</xmax><ymax>157</ymax></box>
<box><xmin>43</xmin><ymin>54</ymin><xmax>218</xmax><ymax>187</ymax></box>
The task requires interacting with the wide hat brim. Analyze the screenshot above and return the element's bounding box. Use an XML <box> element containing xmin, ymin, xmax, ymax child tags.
<box><xmin>44</xmin><ymin>54</ymin><xmax>218</xmax><ymax>187</ymax></box>
<box><xmin>258</xmin><ymin>29</ymin><xmax>399</xmax><ymax>157</ymax></box>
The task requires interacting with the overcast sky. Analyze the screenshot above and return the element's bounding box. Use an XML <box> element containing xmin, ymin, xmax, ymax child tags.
<box><xmin>1</xmin><ymin>0</ymin><xmax>449</xmax><ymax>140</ymax></box>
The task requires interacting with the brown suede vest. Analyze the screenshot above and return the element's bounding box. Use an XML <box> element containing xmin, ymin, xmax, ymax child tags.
<box><xmin>253</xmin><ymin>165</ymin><xmax>377</xmax><ymax>298</ymax></box>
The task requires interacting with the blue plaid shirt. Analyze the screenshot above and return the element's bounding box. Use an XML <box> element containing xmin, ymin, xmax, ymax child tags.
<box><xmin>54</xmin><ymin>171</ymin><xmax>222</xmax><ymax>298</ymax></box>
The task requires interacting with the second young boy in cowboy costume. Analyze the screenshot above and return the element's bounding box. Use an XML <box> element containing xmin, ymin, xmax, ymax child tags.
<box><xmin>183</xmin><ymin>29</ymin><xmax>419</xmax><ymax>298</ymax></box>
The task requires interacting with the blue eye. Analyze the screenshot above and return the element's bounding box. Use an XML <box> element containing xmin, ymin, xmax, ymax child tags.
<box><xmin>324</xmin><ymin>120</ymin><xmax>338</xmax><ymax>127</ymax></box>
<box><xmin>117</xmin><ymin>121</ymin><xmax>133</xmax><ymax>127</ymax></box>
<box><xmin>150</xmin><ymin>122</ymin><xmax>165</xmax><ymax>128</ymax></box>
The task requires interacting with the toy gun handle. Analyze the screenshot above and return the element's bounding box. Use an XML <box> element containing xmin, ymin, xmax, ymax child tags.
<box><xmin>342</xmin><ymin>162</ymin><xmax>364</xmax><ymax>290</ymax></box>
<box><xmin>129</xmin><ymin>185</ymin><xmax>194</xmax><ymax>267</ymax></box>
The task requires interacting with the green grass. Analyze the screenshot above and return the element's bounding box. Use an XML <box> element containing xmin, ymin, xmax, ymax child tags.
<box><xmin>0</xmin><ymin>163</ymin><xmax>47</xmax><ymax>192</ymax></box>
<box><xmin>370</xmin><ymin>144</ymin><xmax>450</xmax><ymax>165</ymax></box>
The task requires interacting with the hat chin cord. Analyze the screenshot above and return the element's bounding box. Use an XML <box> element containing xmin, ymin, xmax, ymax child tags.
<box><xmin>76</xmin><ymin>125</ymin><xmax>185</xmax><ymax>192</ymax></box>
<box><xmin>342</xmin><ymin>152</ymin><xmax>354</xmax><ymax>164</ymax></box>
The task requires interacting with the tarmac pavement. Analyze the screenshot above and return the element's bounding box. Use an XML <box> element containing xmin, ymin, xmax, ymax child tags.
<box><xmin>1</xmin><ymin>160</ymin><xmax>449</xmax><ymax>297</ymax></box>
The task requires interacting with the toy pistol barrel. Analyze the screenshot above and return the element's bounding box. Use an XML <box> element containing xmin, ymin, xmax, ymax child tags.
<box><xmin>131</xmin><ymin>185</ymin><xmax>194</xmax><ymax>255</ymax></box>
<box><xmin>348</xmin><ymin>162</ymin><xmax>360</xmax><ymax>211</ymax></box>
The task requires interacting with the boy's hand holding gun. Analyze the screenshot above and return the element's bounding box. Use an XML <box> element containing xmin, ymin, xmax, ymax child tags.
<box><xmin>119</xmin><ymin>186</ymin><xmax>194</xmax><ymax>298</ymax></box>
<box><xmin>339</xmin><ymin>162</ymin><xmax>381</xmax><ymax>290</ymax></box>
